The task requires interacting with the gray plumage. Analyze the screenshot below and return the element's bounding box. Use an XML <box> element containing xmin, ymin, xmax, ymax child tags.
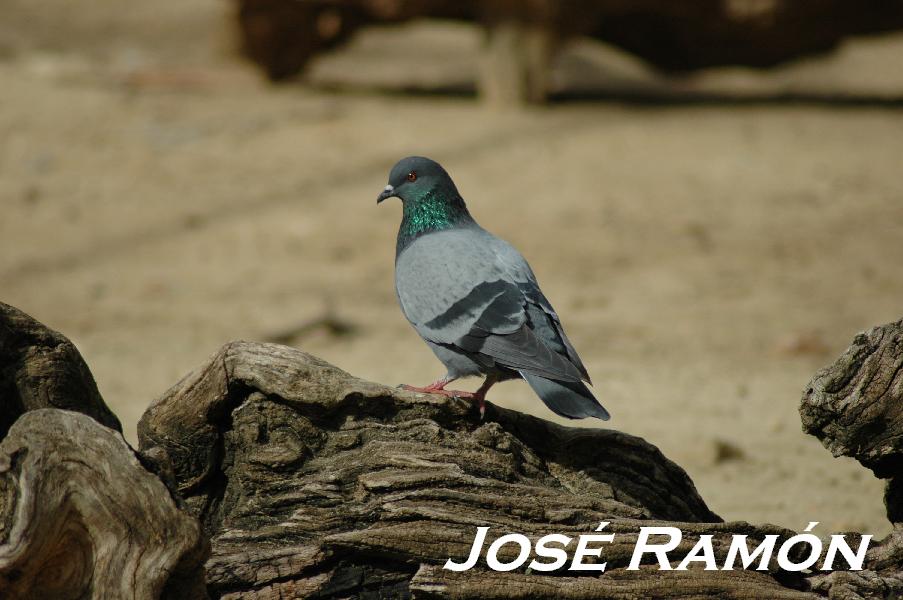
<box><xmin>378</xmin><ymin>156</ymin><xmax>609</xmax><ymax>421</ymax></box>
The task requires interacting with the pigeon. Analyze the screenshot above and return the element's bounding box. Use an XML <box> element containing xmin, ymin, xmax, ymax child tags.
<box><xmin>377</xmin><ymin>156</ymin><xmax>610</xmax><ymax>421</ymax></box>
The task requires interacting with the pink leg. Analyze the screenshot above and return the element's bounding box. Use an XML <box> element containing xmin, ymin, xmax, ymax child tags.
<box><xmin>472</xmin><ymin>375</ymin><xmax>498</xmax><ymax>420</ymax></box>
<box><xmin>400</xmin><ymin>376</ymin><xmax>470</xmax><ymax>398</ymax></box>
<box><xmin>402</xmin><ymin>374</ymin><xmax>499</xmax><ymax>420</ymax></box>
<box><xmin>400</xmin><ymin>377</ymin><xmax>452</xmax><ymax>393</ymax></box>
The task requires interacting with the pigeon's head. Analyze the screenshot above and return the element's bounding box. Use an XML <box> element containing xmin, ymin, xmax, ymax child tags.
<box><xmin>377</xmin><ymin>156</ymin><xmax>456</xmax><ymax>204</ymax></box>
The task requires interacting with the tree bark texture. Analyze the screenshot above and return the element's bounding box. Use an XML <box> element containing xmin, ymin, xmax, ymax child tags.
<box><xmin>0</xmin><ymin>301</ymin><xmax>121</xmax><ymax>439</ymax></box>
<box><xmin>0</xmin><ymin>409</ymin><xmax>208</xmax><ymax>599</ymax></box>
<box><xmin>135</xmin><ymin>341</ymin><xmax>857</xmax><ymax>599</ymax></box>
<box><xmin>800</xmin><ymin>318</ymin><xmax>903</xmax><ymax>482</ymax></box>
<box><xmin>800</xmin><ymin>318</ymin><xmax>903</xmax><ymax>595</ymax></box>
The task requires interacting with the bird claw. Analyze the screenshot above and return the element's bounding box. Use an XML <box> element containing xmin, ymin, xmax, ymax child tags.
<box><xmin>398</xmin><ymin>383</ymin><xmax>486</xmax><ymax>419</ymax></box>
<box><xmin>400</xmin><ymin>384</ymin><xmax>474</xmax><ymax>399</ymax></box>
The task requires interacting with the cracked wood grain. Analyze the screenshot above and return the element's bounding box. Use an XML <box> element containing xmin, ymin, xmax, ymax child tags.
<box><xmin>0</xmin><ymin>409</ymin><xmax>208</xmax><ymax>599</ymax></box>
<box><xmin>0</xmin><ymin>301</ymin><xmax>121</xmax><ymax>440</ymax></box>
<box><xmin>138</xmin><ymin>342</ymin><xmax>821</xmax><ymax>598</ymax></box>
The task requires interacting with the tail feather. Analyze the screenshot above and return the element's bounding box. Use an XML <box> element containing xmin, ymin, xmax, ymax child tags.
<box><xmin>520</xmin><ymin>372</ymin><xmax>610</xmax><ymax>421</ymax></box>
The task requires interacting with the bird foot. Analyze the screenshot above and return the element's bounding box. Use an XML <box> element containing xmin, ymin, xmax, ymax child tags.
<box><xmin>399</xmin><ymin>384</ymin><xmax>488</xmax><ymax>420</ymax></box>
<box><xmin>400</xmin><ymin>384</ymin><xmax>475</xmax><ymax>399</ymax></box>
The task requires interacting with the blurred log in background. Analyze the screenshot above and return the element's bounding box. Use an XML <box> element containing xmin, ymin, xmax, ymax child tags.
<box><xmin>235</xmin><ymin>0</ymin><xmax>903</xmax><ymax>102</ymax></box>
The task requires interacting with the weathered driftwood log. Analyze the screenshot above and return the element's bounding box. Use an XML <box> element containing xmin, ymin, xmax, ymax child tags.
<box><xmin>801</xmin><ymin>318</ymin><xmax>903</xmax><ymax>483</ymax></box>
<box><xmin>139</xmin><ymin>341</ymin><xmax>842</xmax><ymax>599</ymax></box>
<box><xmin>0</xmin><ymin>409</ymin><xmax>209</xmax><ymax>599</ymax></box>
<box><xmin>234</xmin><ymin>0</ymin><xmax>903</xmax><ymax>102</ymax></box>
<box><xmin>801</xmin><ymin>318</ymin><xmax>903</xmax><ymax>594</ymax></box>
<box><xmin>0</xmin><ymin>301</ymin><xmax>121</xmax><ymax>440</ymax></box>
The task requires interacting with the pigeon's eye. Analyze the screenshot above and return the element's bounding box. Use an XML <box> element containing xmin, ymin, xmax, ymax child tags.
<box><xmin>406</xmin><ymin>171</ymin><xmax>417</xmax><ymax>182</ymax></box>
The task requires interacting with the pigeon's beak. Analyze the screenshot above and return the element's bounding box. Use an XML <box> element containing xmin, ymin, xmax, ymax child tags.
<box><xmin>377</xmin><ymin>184</ymin><xmax>396</xmax><ymax>204</ymax></box>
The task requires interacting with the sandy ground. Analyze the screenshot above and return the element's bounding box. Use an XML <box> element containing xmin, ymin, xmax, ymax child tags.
<box><xmin>3</xmin><ymin>0</ymin><xmax>903</xmax><ymax>539</ymax></box>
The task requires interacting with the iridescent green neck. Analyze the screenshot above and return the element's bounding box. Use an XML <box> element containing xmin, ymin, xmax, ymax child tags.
<box><xmin>396</xmin><ymin>185</ymin><xmax>474</xmax><ymax>256</ymax></box>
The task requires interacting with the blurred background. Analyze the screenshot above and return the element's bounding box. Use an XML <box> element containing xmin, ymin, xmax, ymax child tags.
<box><xmin>2</xmin><ymin>0</ymin><xmax>902</xmax><ymax>539</ymax></box>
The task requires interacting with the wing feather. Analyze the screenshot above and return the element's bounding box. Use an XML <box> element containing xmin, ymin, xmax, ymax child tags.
<box><xmin>459</xmin><ymin>324</ymin><xmax>583</xmax><ymax>382</ymax></box>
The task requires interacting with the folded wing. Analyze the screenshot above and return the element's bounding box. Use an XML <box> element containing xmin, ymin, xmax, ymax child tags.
<box><xmin>396</xmin><ymin>230</ymin><xmax>589</xmax><ymax>384</ymax></box>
